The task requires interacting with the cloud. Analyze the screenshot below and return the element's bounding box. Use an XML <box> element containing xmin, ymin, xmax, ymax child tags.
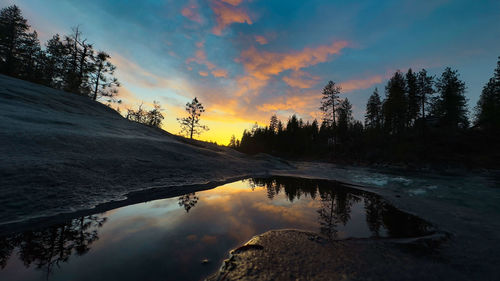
<box><xmin>111</xmin><ymin>54</ymin><xmax>169</xmax><ymax>89</ymax></box>
<box><xmin>220</xmin><ymin>0</ymin><xmax>243</xmax><ymax>6</ymax></box>
<box><xmin>254</xmin><ymin>35</ymin><xmax>268</xmax><ymax>45</ymax></box>
<box><xmin>234</xmin><ymin>75</ymin><xmax>268</xmax><ymax>97</ymax></box>
<box><xmin>282</xmin><ymin>71</ymin><xmax>321</xmax><ymax>89</ymax></box>
<box><xmin>237</xmin><ymin>41</ymin><xmax>349</xmax><ymax>80</ymax></box>
<box><xmin>340</xmin><ymin>75</ymin><xmax>383</xmax><ymax>92</ymax></box>
<box><xmin>186</xmin><ymin>45</ymin><xmax>228</xmax><ymax>78</ymax></box>
<box><xmin>211</xmin><ymin>69</ymin><xmax>229</xmax><ymax>78</ymax></box>
<box><xmin>186</xmin><ymin>49</ymin><xmax>216</xmax><ymax>70</ymax></box>
<box><xmin>182</xmin><ymin>1</ymin><xmax>203</xmax><ymax>23</ymax></box>
<box><xmin>195</xmin><ymin>40</ymin><xmax>205</xmax><ymax>48</ymax></box>
<box><xmin>231</xmin><ymin>41</ymin><xmax>348</xmax><ymax>100</ymax></box>
<box><xmin>211</xmin><ymin>0</ymin><xmax>252</xmax><ymax>35</ymax></box>
<box><xmin>256</xmin><ymin>91</ymin><xmax>321</xmax><ymax>116</ymax></box>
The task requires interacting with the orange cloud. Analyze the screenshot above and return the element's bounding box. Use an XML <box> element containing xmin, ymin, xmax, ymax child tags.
<box><xmin>234</xmin><ymin>75</ymin><xmax>268</xmax><ymax>98</ymax></box>
<box><xmin>282</xmin><ymin>71</ymin><xmax>320</xmax><ymax>89</ymax></box>
<box><xmin>341</xmin><ymin>75</ymin><xmax>383</xmax><ymax>92</ymax></box>
<box><xmin>211</xmin><ymin>69</ymin><xmax>229</xmax><ymax>78</ymax></box>
<box><xmin>195</xmin><ymin>40</ymin><xmax>205</xmax><ymax>48</ymax></box>
<box><xmin>257</xmin><ymin>92</ymin><xmax>320</xmax><ymax>115</ymax></box>
<box><xmin>186</xmin><ymin>49</ymin><xmax>216</xmax><ymax>70</ymax></box>
<box><xmin>220</xmin><ymin>0</ymin><xmax>242</xmax><ymax>5</ymax></box>
<box><xmin>237</xmin><ymin>41</ymin><xmax>349</xmax><ymax>80</ymax></box>
<box><xmin>211</xmin><ymin>1</ymin><xmax>252</xmax><ymax>35</ymax></box>
<box><xmin>181</xmin><ymin>2</ymin><xmax>203</xmax><ymax>23</ymax></box>
<box><xmin>186</xmin><ymin>46</ymin><xmax>228</xmax><ymax>79</ymax></box>
<box><xmin>254</xmin><ymin>35</ymin><xmax>268</xmax><ymax>45</ymax></box>
<box><xmin>111</xmin><ymin>54</ymin><xmax>169</xmax><ymax>89</ymax></box>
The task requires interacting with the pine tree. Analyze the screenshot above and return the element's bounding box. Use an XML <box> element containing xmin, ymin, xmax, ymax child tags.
<box><xmin>177</xmin><ymin>97</ymin><xmax>209</xmax><ymax>139</ymax></box>
<box><xmin>228</xmin><ymin>135</ymin><xmax>237</xmax><ymax>148</ymax></box>
<box><xmin>319</xmin><ymin>81</ymin><xmax>341</xmax><ymax>127</ymax></box>
<box><xmin>63</xmin><ymin>27</ymin><xmax>94</xmax><ymax>94</ymax></box>
<box><xmin>475</xmin><ymin>57</ymin><xmax>500</xmax><ymax>130</ymax></box>
<box><xmin>146</xmin><ymin>101</ymin><xmax>164</xmax><ymax>128</ymax></box>
<box><xmin>18</xmin><ymin>30</ymin><xmax>43</xmax><ymax>82</ymax></box>
<box><xmin>269</xmin><ymin>114</ymin><xmax>279</xmax><ymax>134</ymax></box>
<box><xmin>365</xmin><ymin>88</ymin><xmax>382</xmax><ymax>129</ymax></box>
<box><xmin>90</xmin><ymin>51</ymin><xmax>119</xmax><ymax>101</ymax></box>
<box><xmin>432</xmin><ymin>67</ymin><xmax>469</xmax><ymax>129</ymax></box>
<box><xmin>337</xmin><ymin>98</ymin><xmax>353</xmax><ymax>143</ymax></box>
<box><xmin>406</xmin><ymin>69</ymin><xmax>419</xmax><ymax>125</ymax></box>
<box><xmin>44</xmin><ymin>34</ymin><xmax>67</xmax><ymax>88</ymax></box>
<box><xmin>383</xmin><ymin>71</ymin><xmax>408</xmax><ymax>135</ymax></box>
<box><xmin>0</xmin><ymin>5</ymin><xmax>29</xmax><ymax>76</ymax></box>
<box><xmin>416</xmin><ymin>69</ymin><xmax>434</xmax><ymax>122</ymax></box>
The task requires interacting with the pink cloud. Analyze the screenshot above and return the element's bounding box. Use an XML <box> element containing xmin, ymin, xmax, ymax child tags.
<box><xmin>254</xmin><ymin>35</ymin><xmax>268</xmax><ymax>45</ymax></box>
<box><xmin>220</xmin><ymin>0</ymin><xmax>243</xmax><ymax>6</ymax></box>
<box><xmin>340</xmin><ymin>75</ymin><xmax>383</xmax><ymax>92</ymax></box>
<box><xmin>237</xmin><ymin>41</ymin><xmax>349</xmax><ymax>80</ymax></box>
<box><xmin>212</xmin><ymin>69</ymin><xmax>229</xmax><ymax>78</ymax></box>
<box><xmin>186</xmin><ymin>42</ymin><xmax>228</xmax><ymax>79</ymax></box>
<box><xmin>181</xmin><ymin>2</ymin><xmax>203</xmax><ymax>23</ymax></box>
<box><xmin>282</xmin><ymin>71</ymin><xmax>321</xmax><ymax>89</ymax></box>
<box><xmin>211</xmin><ymin>1</ymin><xmax>252</xmax><ymax>35</ymax></box>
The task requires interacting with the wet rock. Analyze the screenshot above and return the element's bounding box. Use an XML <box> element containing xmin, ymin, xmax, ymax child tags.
<box><xmin>232</xmin><ymin>244</ymin><xmax>264</xmax><ymax>254</ymax></box>
<box><xmin>207</xmin><ymin>229</ymin><xmax>463</xmax><ymax>281</ymax></box>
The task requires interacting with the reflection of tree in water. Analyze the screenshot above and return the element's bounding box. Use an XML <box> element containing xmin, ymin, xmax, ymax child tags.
<box><xmin>364</xmin><ymin>196</ymin><xmax>432</xmax><ymax>238</ymax></box>
<box><xmin>364</xmin><ymin>197</ymin><xmax>386</xmax><ymax>237</ymax></box>
<box><xmin>178</xmin><ymin>193</ymin><xmax>199</xmax><ymax>213</ymax></box>
<box><xmin>250</xmin><ymin>177</ymin><xmax>359</xmax><ymax>240</ymax></box>
<box><xmin>317</xmin><ymin>186</ymin><xmax>359</xmax><ymax>240</ymax></box>
<box><xmin>250</xmin><ymin>177</ymin><xmax>432</xmax><ymax>239</ymax></box>
<box><xmin>0</xmin><ymin>215</ymin><xmax>106</xmax><ymax>278</ymax></box>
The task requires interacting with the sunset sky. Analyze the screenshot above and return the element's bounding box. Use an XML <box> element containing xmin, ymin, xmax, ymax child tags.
<box><xmin>4</xmin><ymin>0</ymin><xmax>500</xmax><ymax>143</ymax></box>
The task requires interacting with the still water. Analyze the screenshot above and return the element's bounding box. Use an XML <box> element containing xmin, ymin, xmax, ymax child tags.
<box><xmin>0</xmin><ymin>177</ymin><xmax>432</xmax><ymax>281</ymax></box>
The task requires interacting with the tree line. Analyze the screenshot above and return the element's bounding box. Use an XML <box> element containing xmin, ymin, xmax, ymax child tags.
<box><xmin>233</xmin><ymin>59</ymin><xmax>500</xmax><ymax>167</ymax></box>
<box><xmin>0</xmin><ymin>5</ymin><xmax>119</xmax><ymax>102</ymax></box>
<box><xmin>0</xmin><ymin>5</ymin><xmax>210</xmax><ymax>139</ymax></box>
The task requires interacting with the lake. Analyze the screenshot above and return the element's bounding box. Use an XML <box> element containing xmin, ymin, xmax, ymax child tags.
<box><xmin>0</xmin><ymin>177</ymin><xmax>433</xmax><ymax>281</ymax></box>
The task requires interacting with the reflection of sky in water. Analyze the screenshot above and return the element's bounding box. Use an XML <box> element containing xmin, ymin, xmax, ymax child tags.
<box><xmin>0</xmin><ymin>178</ymin><xmax>431</xmax><ymax>281</ymax></box>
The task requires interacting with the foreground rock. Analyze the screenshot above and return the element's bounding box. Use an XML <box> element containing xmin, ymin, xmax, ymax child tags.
<box><xmin>0</xmin><ymin>75</ymin><xmax>289</xmax><ymax>228</ymax></box>
<box><xmin>208</xmin><ymin>229</ymin><xmax>464</xmax><ymax>281</ymax></box>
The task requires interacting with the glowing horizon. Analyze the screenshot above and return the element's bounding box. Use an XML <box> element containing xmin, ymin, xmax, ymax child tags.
<box><xmin>4</xmin><ymin>0</ymin><xmax>500</xmax><ymax>144</ymax></box>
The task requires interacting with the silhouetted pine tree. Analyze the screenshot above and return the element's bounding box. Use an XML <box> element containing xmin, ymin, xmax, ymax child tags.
<box><xmin>0</xmin><ymin>5</ymin><xmax>29</xmax><ymax>76</ymax></box>
<box><xmin>146</xmin><ymin>101</ymin><xmax>164</xmax><ymax>128</ymax></box>
<box><xmin>320</xmin><ymin>81</ymin><xmax>341</xmax><ymax>128</ymax></box>
<box><xmin>383</xmin><ymin>71</ymin><xmax>408</xmax><ymax>135</ymax></box>
<box><xmin>432</xmin><ymin>67</ymin><xmax>469</xmax><ymax>129</ymax></box>
<box><xmin>406</xmin><ymin>69</ymin><xmax>419</xmax><ymax>125</ymax></box>
<box><xmin>90</xmin><ymin>51</ymin><xmax>119</xmax><ymax>101</ymax></box>
<box><xmin>228</xmin><ymin>134</ymin><xmax>237</xmax><ymax>148</ymax></box>
<box><xmin>365</xmin><ymin>88</ymin><xmax>382</xmax><ymax>129</ymax></box>
<box><xmin>269</xmin><ymin>114</ymin><xmax>279</xmax><ymax>133</ymax></box>
<box><xmin>337</xmin><ymin>98</ymin><xmax>353</xmax><ymax>144</ymax></box>
<box><xmin>44</xmin><ymin>34</ymin><xmax>67</xmax><ymax>88</ymax></box>
<box><xmin>63</xmin><ymin>26</ymin><xmax>94</xmax><ymax>95</ymax></box>
<box><xmin>177</xmin><ymin>97</ymin><xmax>209</xmax><ymax>139</ymax></box>
<box><xmin>18</xmin><ymin>30</ymin><xmax>44</xmax><ymax>83</ymax></box>
<box><xmin>416</xmin><ymin>69</ymin><xmax>435</xmax><ymax>124</ymax></box>
<box><xmin>475</xmin><ymin>57</ymin><xmax>500</xmax><ymax>131</ymax></box>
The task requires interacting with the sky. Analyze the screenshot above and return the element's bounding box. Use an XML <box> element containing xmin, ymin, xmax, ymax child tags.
<box><xmin>3</xmin><ymin>0</ymin><xmax>500</xmax><ymax>144</ymax></box>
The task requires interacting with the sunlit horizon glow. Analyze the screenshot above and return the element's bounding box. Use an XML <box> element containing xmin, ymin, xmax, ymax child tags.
<box><xmin>4</xmin><ymin>0</ymin><xmax>500</xmax><ymax>144</ymax></box>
